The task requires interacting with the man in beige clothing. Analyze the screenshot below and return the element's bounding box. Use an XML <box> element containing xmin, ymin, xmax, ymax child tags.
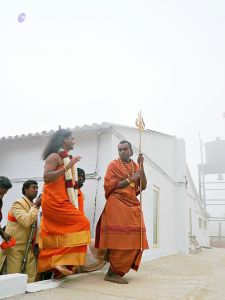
<box><xmin>0</xmin><ymin>180</ymin><xmax>41</xmax><ymax>282</ymax></box>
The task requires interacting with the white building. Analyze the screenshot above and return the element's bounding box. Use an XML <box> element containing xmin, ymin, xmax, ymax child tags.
<box><xmin>0</xmin><ymin>122</ymin><xmax>209</xmax><ymax>259</ymax></box>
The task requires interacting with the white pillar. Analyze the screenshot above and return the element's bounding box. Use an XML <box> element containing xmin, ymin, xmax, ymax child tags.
<box><xmin>175</xmin><ymin>138</ymin><xmax>189</xmax><ymax>254</ymax></box>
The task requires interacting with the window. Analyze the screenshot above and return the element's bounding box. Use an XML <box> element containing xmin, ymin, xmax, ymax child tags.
<box><xmin>204</xmin><ymin>220</ymin><xmax>207</xmax><ymax>230</ymax></box>
<box><xmin>153</xmin><ymin>186</ymin><xmax>159</xmax><ymax>246</ymax></box>
<box><xmin>198</xmin><ymin>218</ymin><xmax>202</xmax><ymax>229</ymax></box>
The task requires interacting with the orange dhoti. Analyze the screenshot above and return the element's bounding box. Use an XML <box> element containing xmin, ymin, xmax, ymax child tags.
<box><xmin>37</xmin><ymin>174</ymin><xmax>90</xmax><ymax>274</ymax></box>
<box><xmin>95</xmin><ymin>159</ymin><xmax>148</xmax><ymax>276</ymax></box>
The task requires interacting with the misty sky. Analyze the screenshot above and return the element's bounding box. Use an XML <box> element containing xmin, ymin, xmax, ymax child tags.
<box><xmin>1</xmin><ymin>0</ymin><xmax>225</xmax><ymax>192</ymax></box>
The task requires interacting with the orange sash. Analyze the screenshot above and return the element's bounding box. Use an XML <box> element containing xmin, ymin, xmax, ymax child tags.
<box><xmin>8</xmin><ymin>212</ymin><xmax>17</xmax><ymax>222</ymax></box>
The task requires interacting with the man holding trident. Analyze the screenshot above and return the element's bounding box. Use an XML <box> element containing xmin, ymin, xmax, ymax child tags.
<box><xmin>95</xmin><ymin>112</ymin><xmax>148</xmax><ymax>284</ymax></box>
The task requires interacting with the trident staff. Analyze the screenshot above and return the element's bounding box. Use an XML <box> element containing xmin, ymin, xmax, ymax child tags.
<box><xmin>135</xmin><ymin>111</ymin><xmax>145</xmax><ymax>251</ymax></box>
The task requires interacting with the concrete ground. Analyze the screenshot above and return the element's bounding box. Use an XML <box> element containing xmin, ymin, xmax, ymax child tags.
<box><xmin>8</xmin><ymin>247</ymin><xmax>225</xmax><ymax>300</ymax></box>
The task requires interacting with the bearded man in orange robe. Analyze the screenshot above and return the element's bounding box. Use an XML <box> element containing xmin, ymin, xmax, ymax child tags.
<box><xmin>95</xmin><ymin>140</ymin><xmax>148</xmax><ymax>284</ymax></box>
<box><xmin>37</xmin><ymin>129</ymin><xmax>90</xmax><ymax>278</ymax></box>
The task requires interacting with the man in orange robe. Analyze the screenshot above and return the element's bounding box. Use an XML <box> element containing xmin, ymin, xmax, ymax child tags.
<box><xmin>37</xmin><ymin>129</ymin><xmax>91</xmax><ymax>278</ymax></box>
<box><xmin>95</xmin><ymin>140</ymin><xmax>148</xmax><ymax>284</ymax></box>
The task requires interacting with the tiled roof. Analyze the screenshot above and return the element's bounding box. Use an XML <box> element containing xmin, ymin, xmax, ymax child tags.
<box><xmin>0</xmin><ymin>122</ymin><xmax>175</xmax><ymax>142</ymax></box>
<box><xmin>0</xmin><ymin>123</ymin><xmax>111</xmax><ymax>141</ymax></box>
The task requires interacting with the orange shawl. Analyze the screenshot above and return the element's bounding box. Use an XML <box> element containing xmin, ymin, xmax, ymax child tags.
<box><xmin>95</xmin><ymin>159</ymin><xmax>148</xmax><ymax>250</ymax></box>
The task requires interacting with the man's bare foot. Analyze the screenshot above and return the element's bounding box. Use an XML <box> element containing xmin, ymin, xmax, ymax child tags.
<box><xmin>54</xmin><ymin>265</ymin><xmax>73</xmax><ymax>276</ymax></box>
<box><xmin>104</xmin><ymin>268</ymin><xmax>128</xmax><ymax>284</ymax></box>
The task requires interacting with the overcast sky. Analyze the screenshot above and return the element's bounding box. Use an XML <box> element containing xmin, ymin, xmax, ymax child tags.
<box><xmin>1</xmin><ymin>0</ymin><xmax>225</xmax><ymax>189</ymax></box>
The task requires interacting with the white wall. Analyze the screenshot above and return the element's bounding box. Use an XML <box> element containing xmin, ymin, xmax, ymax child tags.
<box><xmin>0</xmin><ymin>137</ymin><xmax>46</xmax><ymax>227</ymax></box>
<box><xmin>0</xmin><ymin>124</ymin><xmax>208</xmax><ymax>259</ymax></box>
<box><xmin>209</xmin><ymin>220</ymin><xmax>225</xmax><ymax>237</ymax></box>
<box><xmin>175</xmin><ymin>139</ymin><xmax>189</xmax><ymax>254</ymax></box>
<box><xmin>0</xmin><ymin>130</ymin><xmax>103</xmax><ymax>229</ymax></box>
<box><xmin>186</xmin><ymin>169</ymin><xmax>209</xmax><ymax>247</ymax></box>
<box><xmin>89</xmin><ymin>129</ymin><xmax>114</xmax><ymax>235</ymax></box>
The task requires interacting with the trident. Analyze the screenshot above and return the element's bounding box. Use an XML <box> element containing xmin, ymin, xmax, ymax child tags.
<box><xmin>135</xmin><ymin>111</ymin><xmax>145</xmax><ymax>251</ymax></box>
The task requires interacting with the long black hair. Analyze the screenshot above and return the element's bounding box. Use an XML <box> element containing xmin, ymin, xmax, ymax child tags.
<box><xmin>42</xmin><ymin>129</ymin><xmax>72</xmax><ymax>160</ymax></box>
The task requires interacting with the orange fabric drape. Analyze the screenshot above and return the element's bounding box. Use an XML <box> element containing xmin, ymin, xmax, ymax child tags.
<box><xmin>38</xmin><ymin>172</ymin><xmax>90</xmax><ymax>273</ymax></box>
<box><xmin>7</xmin><ymin>213</ymin><xmax>17</xmax><ymax>222</ymax></box>
<box><xmin>78</xmin><ymin>189</ymin><xmax>84</xmax><ymax>213</ymax></box>
<box><xmin>109</xmin><ymin>249</ymin><xmax>142</xmax><ymax>276</ymax></box>
<box><xmin>95</xmin><ymin>159</ymin><xmax>148</xmax><ymax>274</ymax></box>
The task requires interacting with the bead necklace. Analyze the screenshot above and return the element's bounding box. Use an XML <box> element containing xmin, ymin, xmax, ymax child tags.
<box><xmin>119</xmin><ymin>158</ymin><xmax>136</xmax><ymax>188</ymax></box>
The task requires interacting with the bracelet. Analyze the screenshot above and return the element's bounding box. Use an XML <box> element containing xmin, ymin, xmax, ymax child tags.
<box><xmin>33</xmin><ymin>204</ymin><xmax>39</xmax><ymax>209</ymax></box>
<box><xmin>126</xmin><ymin>178</ymin><xmax>130</xmax><ymax>184</ymax></box>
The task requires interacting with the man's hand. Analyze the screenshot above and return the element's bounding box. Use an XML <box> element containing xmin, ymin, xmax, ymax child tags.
<box><xmin>130</xmin><ymin>171</ymin><xmax>141</xmax><ymax>183</ymax></box>
<box><xmin>139</xmin><ymin>169</ymin><xmax>145</xmax><ymax>179</ymax></box>
<box><xmin>34</xmin><ymin>194</ymin><xmax>42</xmax><ymax>208</ymax></box>
<box><xmin>0</xmin><ymin>229</ymin><xmax>11</xmax><ymax>242</ymax></box>
<box><xmin>137</xmin><ymin>154</ymin><xmax>144</xmax><ymax>168</ymax></box>
<box><xmin>67</xmin><ymin>156</ymin><xmax>81</xmax><ymax>169</ymax></box>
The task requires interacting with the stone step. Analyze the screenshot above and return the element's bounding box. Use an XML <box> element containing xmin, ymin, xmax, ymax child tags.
<box><xmin>26</xmin><ymin>273</ymin><xmax>87</xmax><ymax>293</ymax></box>
<box><xmin>0</xmin><ymin>273</ymin><xmax>27</xmax><ymax>299</ymax></box>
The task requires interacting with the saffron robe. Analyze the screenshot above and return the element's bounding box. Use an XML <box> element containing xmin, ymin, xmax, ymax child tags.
<box><xmin>78</xmin><ymin>188</ymin><xmax>84</xmax><ymax>214</ymax></box>
<box><xmin>95</xmin><ymin>159</ymin><xmax>148</xmax><ymax>275</ymax></box>
<box><xmin>37</xmin><ymin>172</ymin><xmax>91</xmax><ymax>274</ymax></box>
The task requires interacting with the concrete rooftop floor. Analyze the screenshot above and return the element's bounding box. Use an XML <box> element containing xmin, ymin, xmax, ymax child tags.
<box><xmin>8</xmin><ymin>247</ymin><xmax>225</xmax><ymax>300</ymax></box>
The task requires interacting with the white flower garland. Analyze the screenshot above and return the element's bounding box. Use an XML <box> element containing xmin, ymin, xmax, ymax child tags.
<box><xmin>59</xmin><ymin>149</ymin><xmax>78</xmax><ymax>208</ymax></box>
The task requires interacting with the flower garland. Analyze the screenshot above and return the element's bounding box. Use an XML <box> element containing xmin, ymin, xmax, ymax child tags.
<box><xmin>0</xmin><ymin>237</ymin><xmax>16</xmax><ymax>250</ymax></box>
<box><xmin>58</xmin><ymin>149</ymin><xmax>78</xmax><ymax>208</ymax></box>
<box><xmin>119</xmin><ymin>158</ymin><xmax>136</xmax><ymax>188</ymax></box>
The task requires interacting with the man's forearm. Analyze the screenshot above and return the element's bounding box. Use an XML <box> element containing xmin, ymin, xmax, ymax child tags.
<box><xmin>117</xmin><ymin>179</ymin><xmax>130</xmax><ymax>189</ymax></box>
<box><xmin>0</xmin><ymin>227</ymin><xmax>4</xmax><ymax>236</ymax></box>
<box><xmin>44</xmin><ymin>167</ymin><xmax>66</xmax><ymax>183</ymax></box>
<box><xmin>0</xmin><ymin>227</ymin><xmax>8</xmax><ymax>240</ymax></box>
<box><xmin>140</xmin><ymin>171</ymin><xmax>147</xmax><ymax>190</ymax></box>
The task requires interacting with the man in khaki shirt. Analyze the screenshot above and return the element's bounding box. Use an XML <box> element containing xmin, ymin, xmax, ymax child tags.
<box><xmin>1</xmin><ymin>180</ymin><xmax>41</xmax><ymax>282</ymax></box>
